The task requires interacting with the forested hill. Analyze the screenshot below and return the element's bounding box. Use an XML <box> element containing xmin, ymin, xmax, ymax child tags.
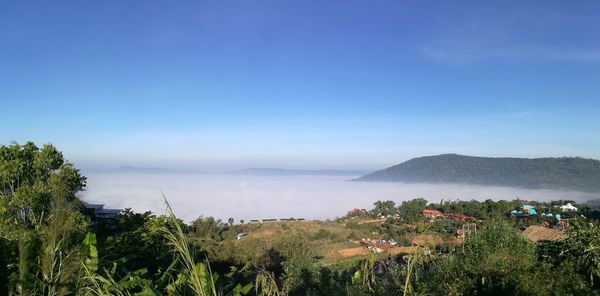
<box><xmin>356</xmin><ymin>154</ymin><xmax>600</xmax><ymax>192</ymax></box>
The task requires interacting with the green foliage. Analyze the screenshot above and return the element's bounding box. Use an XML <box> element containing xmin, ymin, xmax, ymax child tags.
<box><xmin>255</xmin><ymin>271</ymin><xmax>283</xmax><ymax>296</ymax></box>
<box><xmin>162</xmin><ymin>197</ymin><xmax>218</xmax><ymax>296</ymax></box>
<box><xmin>370</xmin><ymin>200</ymin><xmax>396</xmax><ymax>217</ymax></box>
<box><xmin>464</xmin><ymin>222</ymin><xmax>535</xmax><ymax>277</ymax></box>
<box><xmin>37</xmin><ymin>181</ymin><xmax>90</xmax><ymax>296</ymax></box>
<box><xmin>398</xmin><ymin>198</ymin><xmax>427</xmax><ymax>223</ymax></box>
<box><xmin>191</xmin><ymin>216</ymin><xmax>229</xmax><ymax>242</ymax></box>
<box><xmin>351</xmin><ymin>255</ymin><xmax>377</xmax><ymax>292</ymax></box>
<box><xmin>81</xmin><ymin>259</ymin><xmax>153</xmax><ymax>296</ymax></box>
<box><xmin>420</xmin><ymin>221</ymin><xmax>592</xmax><ymax>295</ymax></box>
<box><xmin>550</xmin><ymin>221</ymin><xmax>600</xmax><ymax>287</ymax></box>
<box><xmin>231</xmin><ymin>282</ymin><xmax>253</xmax><ymax>296</ymax></box>
<box><xmin>312</xmin><ymin>229</ymin><xmax>333</xmax><ymax>240</ymax></box>
<box><xmin>0</xmin><ymin>142</ymin><xmax>90</xmax><ymax>295</ymax></box>
<box><xmin>517</xmin><ymin>261</ymin><xmax>594</xmax><ymax>296</ymax></box>
<box><xmin>82</xmin><ymin>233</ymin><xmax>98</xmax><ymax>273</ymax></box>
<box><xmin>101</xmin><ymin>212</ymin><xmax>173</xmax><ymax>276</ymax></box>
<box><xmin>0</xmin><ymin>142</ymin><xmax>87</xmax><ymax>240</ymax></box>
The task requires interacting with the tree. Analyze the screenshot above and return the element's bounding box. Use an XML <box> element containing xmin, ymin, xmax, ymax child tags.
<box><xmin>370</xmin><ymin>200</ymin><xmax>396</xmax><ymax>217</ymax></box>
<box><xmin>191</xmin><ymin>216</ymin><xmax>227</xmax><ymax>241</ymax></box>
<box><xmin>100</xmin><ymin>211</ymin><xmax>175</xmax><ymax>276</ymax></box>
<box><xmin>0</xmin><ymin>142</ymin><xmax>89</xmax><ymax>295</ymax></box>
<box><xmin>424</xmin><ymin>221</ymin><xmax>537</xmax><ymax>295</ymax></box>
<box><xmin>0</xmin><ymin>142</ymin><xmax>86</xmax><ymax>238</ymax></box>
<box><xmin>559</xmin><ymin>221</ymin><xmax>600</xmax><ymax>286</ymax></box>
<box><xmin>398</xmin><ymin>198</ymin><xmax>427</xmax><ymax>223</ymax></box>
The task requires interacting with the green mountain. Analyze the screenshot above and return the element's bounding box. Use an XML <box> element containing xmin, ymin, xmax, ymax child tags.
<box><xmin>356</xmin><ymin>154</ymin><xmax>600</xmax><ymax>192</ymax></box>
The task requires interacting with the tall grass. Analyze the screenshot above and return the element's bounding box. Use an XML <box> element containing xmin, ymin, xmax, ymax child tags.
<box><xmin>80</xmin><ymin>264</ymin><xmax>130</xmax><ymax>296</ymax></box>
<box><xmin>80</xmin><ymin>195</ymin><xmax>220</xmax><ymax>296</ymax></box>
<box><xmin>161</xmin><ymin>194</ymin><xmax>218</xmax><ymax>296</ymax></box>
<box><xmin>255</xmin><ymin>270</ymin><xmax>282</xmax><ymax>296</ymax></box>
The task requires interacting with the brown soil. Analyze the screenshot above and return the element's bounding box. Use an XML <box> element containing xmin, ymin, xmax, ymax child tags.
<box><xmin>336</xmin><ymin>245</ymin><xmax>417</xmax><ymax>258</ymax></box>
<box><xmin>338</xmin><ymin>247</ymin><xmax>367</xmax><ymax>257</ymax></box>
<box><xmin>522</xmin><ymin>225</ymin><xmax>567</xmax><ymax>242</ymax></box>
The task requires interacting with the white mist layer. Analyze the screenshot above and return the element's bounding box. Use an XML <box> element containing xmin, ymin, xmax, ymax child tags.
<box><xmin>79</xmin><ymin>172</ymin><xmax>600</xmax><ymax>222</ymax></box>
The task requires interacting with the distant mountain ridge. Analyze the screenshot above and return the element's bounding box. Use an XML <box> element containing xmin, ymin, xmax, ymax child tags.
<box><xmin>87</xmin><ymin>166</ymin><xmax>369</xmax><ymax>176</ymax></box>
<box><xmin>117</xmin><ymin>165</ymin><xmax>172</xmax><ymax>173</ymax></box>
<box><xmin>357</xmin><ymin>154</ymin><xmax>600</xmax><ymax>192</ymax></box>
<box><xmin>237</xmin><ymin>168</ymin><xmax>370</xmax><ymax>176</ymax></box>
<box><xmin>90</xmin><ymin>166</ymin><xmax>200</xmax><ymax>174</ymax></box>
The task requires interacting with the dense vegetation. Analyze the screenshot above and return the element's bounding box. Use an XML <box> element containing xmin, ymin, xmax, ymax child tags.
<box><xmin>2</xmin><ymin>142</ymin><xmax>600</xmax><ymax>295</ymax></box>
<box><xmin>357</xmin><ymin>153</ymin><xmax>600</xmax><ymax>192</ymax></box>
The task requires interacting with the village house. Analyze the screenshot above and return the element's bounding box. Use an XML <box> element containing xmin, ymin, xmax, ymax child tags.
<box><xmin>522</xmin><ymin>204</ymin><xmax>537</xmax><ymax>215</ymax></box>
<box><xmin>348</xmin><ymin>208</ymin><xmax>367</xmax><ymax>216</ymax></box>
<box><xmin>511</xmin><ymin>204</ymin><xmax>538</xmax><ymax>217</ymax></box>
<box><xmin>560</xmin><ymin>203</ymin><xmax>578</xmax><ymax>212</ymax></box>
<box><xmin>82</xmin><ymin>202</ymin><xmax>121</xmax><ymax>223</ymax></box>
<box><xmin>557</xmin><ymin>219</ymin><xmax>570</xmax><ymax>228</ymax></box>
<box><xmin>423</xmin><ymin>209</ymin><xmax>443</xmax><ymax>218</ymax></box>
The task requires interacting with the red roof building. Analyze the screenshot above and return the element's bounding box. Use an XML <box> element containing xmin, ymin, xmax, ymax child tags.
<box><xmin>557</xmin><ymin>220</ymin><xmax>570</xmax><ymax>228</ymax></box>
<box><xmin>423</xmin><ymin>209</ymin><xmax>443</xmax><ymax>218</ymax></box>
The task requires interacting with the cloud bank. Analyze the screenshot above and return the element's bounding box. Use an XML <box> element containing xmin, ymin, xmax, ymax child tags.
<box><xmin>79</xmin><ymin>172</ymin><xmax>600</xmax><ymax>222</ymax></box>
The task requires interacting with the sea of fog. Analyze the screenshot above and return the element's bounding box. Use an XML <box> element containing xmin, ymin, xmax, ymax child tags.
<box><xmin>79</xmin><ymin>172</ymin><xmax>600</xmax><ymax>222</ymax></box>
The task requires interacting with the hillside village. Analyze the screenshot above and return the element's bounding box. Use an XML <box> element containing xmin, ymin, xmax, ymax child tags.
<box><xmin>83</xmin><ymin>197</ymin><xmax>592</xmax><ymax>264</ymax></box>
<box><xmin>194</xmin><ymin>198</ymin><xmax>593</xmax><ymax>267</ymax></box>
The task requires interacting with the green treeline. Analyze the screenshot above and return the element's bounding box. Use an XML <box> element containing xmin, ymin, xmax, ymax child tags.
<box><xmin>2</xmin><ymin>142</ymin><xmax>600</xmax><ymax>295</ymax></box>
<box><xmin>358</xmin><ymin>153</ymin><xmax>600</xmax><ymax>192</ymax></box>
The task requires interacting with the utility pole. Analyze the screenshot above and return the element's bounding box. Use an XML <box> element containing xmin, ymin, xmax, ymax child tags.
<box><xmin>461</xmin><ymin>223</ymin><xmax>477</xmax><ymax>253</ymax></box>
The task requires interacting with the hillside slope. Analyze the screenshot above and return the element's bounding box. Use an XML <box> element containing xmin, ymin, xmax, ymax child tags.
<box><xmin>357</xmin><ymin>154</ymin><xmax>600</xmax><ymax>192</ymax></box>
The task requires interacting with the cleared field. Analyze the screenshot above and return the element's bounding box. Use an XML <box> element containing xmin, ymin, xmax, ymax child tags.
<box><xmin>225</xmin><ymin>220</ymin><xmax>455</xmax><ymax>265</ymax></box>
<box><xmin>338</xmin><ymin>247</ymin><xmax>366</xmax><ymax>257</ymax></box>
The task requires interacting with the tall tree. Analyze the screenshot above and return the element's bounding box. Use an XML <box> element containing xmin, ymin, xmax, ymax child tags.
<box><xmin>398</xmin><ymin>198</ymin><xmax>427</xmax><ymax>223</ymax></box>
<box><xmin>0</xmin><ymin>142</ymin><xmax>88</xmax><ymax>295</ymax></box>
<box><xmin>370</xmin><ymin>200</ymin><xmax>397</xmax><ymax>217</ymax></box>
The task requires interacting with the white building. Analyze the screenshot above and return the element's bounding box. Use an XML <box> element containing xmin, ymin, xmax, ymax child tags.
<box><xmin>560</xmin><ymin>203</ymin><xmax>578</xmax><ymax>212</ymax></box>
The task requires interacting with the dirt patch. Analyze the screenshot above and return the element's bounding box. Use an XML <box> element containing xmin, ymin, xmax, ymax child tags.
<box><xmin>522</xmin><ymin>225</ymin><xmax>567</xmax><ymax>242</ymax></box>
<box><xmin>337</xmin><ymin>246</ymin><xmax>417</xmax><ymax>258</ymax></box>
<box><xmin>338</xmin><ymin>247</ymin><xmax>367</xmax><ymax>257</ymax></box>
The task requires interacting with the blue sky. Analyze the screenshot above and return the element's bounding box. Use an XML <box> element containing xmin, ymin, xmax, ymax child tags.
<box><xmin>1</xmin><ymin>0</ymin><xmax>599</xmax><ymax>170</ymax></box>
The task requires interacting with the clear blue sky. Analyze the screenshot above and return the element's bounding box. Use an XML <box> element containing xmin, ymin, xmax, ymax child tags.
<box><xmin>1</xmin><ymin>1</ymin><xmax>599</xmax><ymax>170</ymax></box>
